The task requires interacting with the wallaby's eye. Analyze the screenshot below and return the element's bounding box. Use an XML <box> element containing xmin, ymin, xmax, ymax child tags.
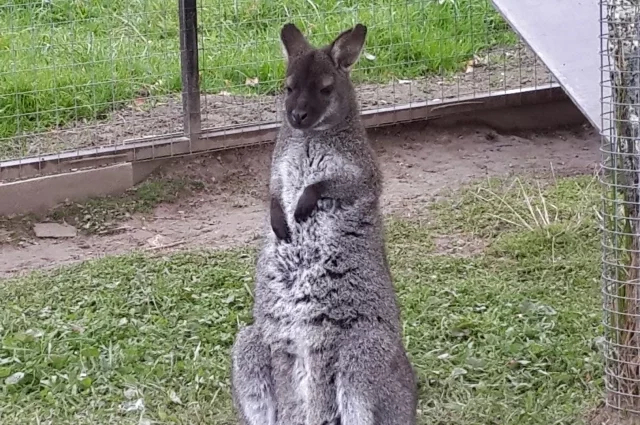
<box><xmin>285</xmin><ymin>86</ymin><xmax>293</xmax><ymax>94</ymax></box>
<box><xmin>320</xmin><ymin>86</ymin><xmax>333</xmax><ymax>95</ymax></box>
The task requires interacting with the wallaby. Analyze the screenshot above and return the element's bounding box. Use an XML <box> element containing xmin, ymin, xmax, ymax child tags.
<box><xmin>231</xmin><ymin>23</ymin><xmax>417</xmax><ymax>425</ymax></box>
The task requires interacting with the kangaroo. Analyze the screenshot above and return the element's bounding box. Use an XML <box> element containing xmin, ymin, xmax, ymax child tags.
<box><xmin>231</xmin><ymin>23</ymin><xmax>417</xmax><ymax>425</ymax></box>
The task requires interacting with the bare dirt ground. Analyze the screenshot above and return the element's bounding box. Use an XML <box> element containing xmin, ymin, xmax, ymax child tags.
<box><xmin>0</xmin><ymin>120</ymin><xmax>599</xmax><ymax>278</ymax></box>
<box><xmin>587</xmin><ymin>404</ymin><xmax>640</xmax><ymax>425</ymax></box>
<box><xmin>16</xmin><ymin>44</ymin><xmax>554</xmax><ymax>158</ymax></box>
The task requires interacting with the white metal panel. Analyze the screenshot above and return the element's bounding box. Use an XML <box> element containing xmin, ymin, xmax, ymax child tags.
<box><xmin>491</xmin><ymin>0</ymin><xmax>605</xmax><ymax>131</ymax></box>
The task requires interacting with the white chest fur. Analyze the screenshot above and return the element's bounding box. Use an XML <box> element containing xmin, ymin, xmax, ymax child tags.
<box><xmin>276</xmin><ymin>142</ymin><xmax>310</xmax><ymax>219</ymax></box>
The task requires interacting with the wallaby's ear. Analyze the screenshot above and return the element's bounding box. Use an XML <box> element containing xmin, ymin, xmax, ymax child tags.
<box><xmin>281</xmin><ymin>23</ymin><xmax>310</xmax><ymax>61</ymax></box>
<box><xmin>329</xmin><ymin>24</ymin><xmax>367</xmax><ymax>72</ymax></box>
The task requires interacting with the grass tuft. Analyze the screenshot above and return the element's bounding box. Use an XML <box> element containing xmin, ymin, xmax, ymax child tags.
<box><xmin>432</xmin><ymin>174</ymin><xmax>600</xmax><ymax>238</ymax></box>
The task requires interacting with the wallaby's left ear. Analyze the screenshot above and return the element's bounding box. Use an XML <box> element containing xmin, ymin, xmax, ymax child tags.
<box><xmin>329</xmin><ymin>24</ymin><xmax>367</xmax><ymax>72</ymax></box>
<box><xmin>281</xmin><ymin>23</ymin><xmax>310</xmax><ymax>61</ymax></box>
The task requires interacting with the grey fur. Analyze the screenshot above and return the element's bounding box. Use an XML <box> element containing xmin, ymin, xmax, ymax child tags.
<box><xmin>231</xmin><ymin>23</ymin><xmax>417</xmax><ymax>425</ymax></box>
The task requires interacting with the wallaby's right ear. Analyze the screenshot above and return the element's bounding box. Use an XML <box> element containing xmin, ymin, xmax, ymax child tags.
<box><xmin>329</xmin><ymin>24</ymin><xmax>367</xmax><ymax>72</ymax></box>
<box><xmin>280</xmin><ymin>23</ymin><xmax>309</xmax><ymax>61</ymax></box>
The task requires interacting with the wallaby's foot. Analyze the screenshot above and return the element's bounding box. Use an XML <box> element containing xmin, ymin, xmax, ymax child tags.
<box><xmin>231</xmin><ymin>325</ymin><xmax>277</xmax><ymax>425</ymax></box>
<box><xmin>294</xmin><ymin>181</ymin><xmax>326</xmax><ymax>223</ymax></box>
<box><xmin>270</xmin><ymin>196</ymin><xmax>291</xmax><ymax>243</ymax></box>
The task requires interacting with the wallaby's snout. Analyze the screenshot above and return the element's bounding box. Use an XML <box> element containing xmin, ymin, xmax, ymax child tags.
<box><xmin>289</xmin><ymin>107</ymin><xmax>308</xmax><ymax>128</ymax></box>
<box><xmin>280</xmin><ymin>23</ymin><xmax>367</xmax><ymax>131</ymax></box>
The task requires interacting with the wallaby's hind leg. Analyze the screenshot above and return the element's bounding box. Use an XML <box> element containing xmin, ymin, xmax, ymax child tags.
<box><xmin>336</xmin><ymin>329</ymin><xmax>417</xmax><ymax>425</ymax></box>
<box><xmin>231</xmin><ymin>325</ymin><xmax>277</xmax><ymax>425</ymax></box>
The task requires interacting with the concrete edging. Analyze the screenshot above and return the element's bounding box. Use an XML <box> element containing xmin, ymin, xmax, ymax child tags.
<box><xmin>0</xmin><ymin>163</ymin><xmax>134</xmax><ymax>216</ymax></box>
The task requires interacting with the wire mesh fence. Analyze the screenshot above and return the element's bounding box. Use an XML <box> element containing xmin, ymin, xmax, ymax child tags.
<box><xmin>0</xmin><ymin>0</ymin><xmax>555</xmax><ymax>179</ymax></box>
<box><xmin>195</xmin><ymin>0</ymin><xmax>555</xmax><ymax>133</ymax></box>
<box><xmin>0</xmin><ymin>0</ymin><xmax>184</xmax><ymax>161</ymax></box>
<box><xmin>601</xmin><ymin>0</ymin><xmax>640</xmax><ymax>415</ymax></box>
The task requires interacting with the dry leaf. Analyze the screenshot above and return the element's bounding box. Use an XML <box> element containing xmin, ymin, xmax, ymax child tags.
<box><xmin>473</xmin><ymin>54</ymin><xmax>488</xmax><ymax>67</ymax></box>
<box><xmin>169</xmin><ymin>391</ymin><xmax>182</xmax><ymax>405</ymax></box>
<box><xmin>146</xmin><ymin>234</ymin><xmax>172</xmax><ymax>248</ymax></box>
<box><xmin>120</xmin><ymin>398</ymin><xmax>145</xmax><ymax>413</ymax></box>
<box><xmin>245</xmin><ymin>77</ymin><xmax>259</xmax><ymax>87</ymax></box>
<box><xmin>5</xmin><ymin>372</ymin><xmax>24</xmax><ymax>385</ymax></box>
<box><xmin>124</xmin><ymin>388</ymin><xmax>138</xmax><ymax>399</ymax></box>
<box><xmin>465</xmin><ymin>59</ymin><xmax>475</xmax><ymax>73</ymax></box>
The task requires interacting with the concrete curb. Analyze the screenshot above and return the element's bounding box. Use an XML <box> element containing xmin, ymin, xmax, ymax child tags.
<box><xmin>0</xmin><ymin>163</ymin><xmax>134</xmax><ymax>216</ymax></box>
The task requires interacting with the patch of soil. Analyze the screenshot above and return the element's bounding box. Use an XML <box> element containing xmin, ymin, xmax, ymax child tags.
<box><xmin>587</xmin><ymin>404</ymin><xmax>640</xmax><ymax>425</ymax></box>
<box><xmin>433</xmin><ymin>234</ymin><xmax>488</xmax><ymax>258</ymax></box>
<box><xmin>16</xmin><ymin>44</ymin><xmax>553</xmax><ymax>158</ymax></box>
<box><xmin>0</xmin><ymin>121</ymin><xmax>599</xmax><ymax>278</ymax></box>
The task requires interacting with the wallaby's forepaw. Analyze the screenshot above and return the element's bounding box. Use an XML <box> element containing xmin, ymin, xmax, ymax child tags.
<box><xmin>270</xmin><ymin>196</ymin><xmax>291</xmax><ymax>243</ymax></box>
<box><xmin>294</xmin><ymin>182</ymin><xmax>325</xmax><ymax>223</ymax></box>
<box><xmin>294</xmin><ymin>196</ymin><xmax>316</xmax><ymax>223</ymax></box>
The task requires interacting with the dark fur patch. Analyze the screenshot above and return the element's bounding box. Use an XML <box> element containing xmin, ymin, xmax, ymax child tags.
<box><xmin>342</xmin><ymin>231</ymin><xmax>363</xmax><ymax>238</ymax></box>
<box><xmin>324</xmin><ymin>267</ymin><xmax>355</xmax><ymax>280</ymax></box>
<box><xmin>310</xmin><ymin>313</ymin><xmax>363</xmax><ymax>330</ymax></box>
<box><xmin>294</xmin><ymin>294</ymin><xmax>311</xmax><ymax>304</ymax></box>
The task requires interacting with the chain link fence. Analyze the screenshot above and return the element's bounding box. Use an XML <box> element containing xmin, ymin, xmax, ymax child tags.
<box><xmin>0</xmin><ymin>0</ymin><xmax>555</xmax><ymax>181</ymax></box>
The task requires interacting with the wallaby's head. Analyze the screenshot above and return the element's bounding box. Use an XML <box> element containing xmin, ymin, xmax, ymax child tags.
<box><xmin>280</xmin><ymin>23</ymin><xmax>367</xmax><ymax>131</ymax></box>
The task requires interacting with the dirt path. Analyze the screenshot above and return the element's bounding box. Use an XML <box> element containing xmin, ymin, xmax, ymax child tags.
<box><xmin>0</xmin><ymin>122</ymin><xmax>599</xmax><ymax>278</ymax></box>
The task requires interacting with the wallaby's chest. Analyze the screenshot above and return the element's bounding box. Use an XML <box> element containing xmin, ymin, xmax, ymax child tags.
<box><xmin>276</xmin><ymin>141</ymin><xmax>328</xmax><ymax>212</ymax></box>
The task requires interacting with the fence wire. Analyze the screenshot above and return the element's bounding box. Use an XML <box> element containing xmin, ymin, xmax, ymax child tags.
<box><xmin>601</xmin><ymin>0</ymin><xmax>640</xmax><ymax>414</ymax></box>
<box><xmin>196</xmin><ymin>0</ymin><xmax>555</xmax><ymax>132</ymax></box>
<box><xmin>0</xmin><ymin>0</ymin><xmax>184</xmax><ymax>162</ymax></box>
<box><xmin>0</xmin><ymin>0</ymin><xmax>554</xmax><ymax>177</ymax></box>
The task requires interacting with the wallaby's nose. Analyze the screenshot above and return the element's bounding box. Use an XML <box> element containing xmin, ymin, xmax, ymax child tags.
<box><xmin>290</xmin><ymin>110</ymin><xmax>307</xmax><ymax>126</ymax></box>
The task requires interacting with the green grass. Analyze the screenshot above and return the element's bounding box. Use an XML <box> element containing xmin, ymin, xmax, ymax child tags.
<box><xmin>0</xmin><ymin>0</ymin><xmax>516</xmax><ymax>155</ymax></box>
<box><xmin>0</xmin><ymin>174</ymin><xmax>602</xmax><ymax>424</ymax></box>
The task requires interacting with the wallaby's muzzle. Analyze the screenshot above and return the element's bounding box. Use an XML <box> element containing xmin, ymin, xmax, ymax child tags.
<box><xmin>289</xmin><ymin>109</ymin><xmax>308</xmax><ymax>128</ymax></box>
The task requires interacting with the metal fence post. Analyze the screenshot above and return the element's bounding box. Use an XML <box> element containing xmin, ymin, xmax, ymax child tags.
<box><xmin>178</xmin><ymin>0</ymin><xmax>201</xmax><ymax>142</ymax></box>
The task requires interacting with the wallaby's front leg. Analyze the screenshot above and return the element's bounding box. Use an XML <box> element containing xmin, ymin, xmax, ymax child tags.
<box><xmin>271</xmin><ymin>196</ymin><xmax>291</xmax><ymax>242</ymax></box>
<box><xmin>294</xmin><ymin>181</ymin><xmax>328</xmax><ymax>223</ymax></box>
<box><xmin>294</xmin><ymin>169</ymin><xmax>375</xmax><ymax>223</ymax></box>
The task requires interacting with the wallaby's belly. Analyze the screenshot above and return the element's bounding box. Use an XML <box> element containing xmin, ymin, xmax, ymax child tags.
<box><xmin>259</xmin><ymin>230</ymin><xmax>347</xmax><ymax>350</ymax></box>
<box><xmin>262</xmin><ymin>242</ymin><xmax>338</xmax><ymax>336</ymax></box>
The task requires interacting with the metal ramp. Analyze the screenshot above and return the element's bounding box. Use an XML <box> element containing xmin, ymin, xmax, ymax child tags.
<box><xmin>491</xmin><ymin>0</ymin><xmax>604</xmax><ymax>132</ymax></box>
